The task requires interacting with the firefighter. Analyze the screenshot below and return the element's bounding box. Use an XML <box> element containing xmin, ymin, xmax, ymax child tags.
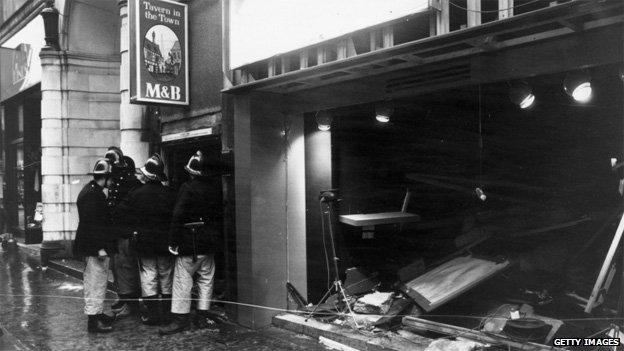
<box><xmin>105</xmin><ymin>147</ymin><xmax>142</xmax><ymax>317</ymax></box>
<box><xmin>116</xmin><ymin>154</ymin><xmax>177</xmax><ymax>325</ymax></box>
<box><xmin>73</xmin><ymin>158</ymin><xmax>116</xmax><ymax>333</ymax></box>
<box><xmin>159</xmin><ymin>151</ymin><xmax>223</xmax><ymax>335</ymax></box>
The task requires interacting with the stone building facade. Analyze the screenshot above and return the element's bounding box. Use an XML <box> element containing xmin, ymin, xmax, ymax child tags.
<box><xmin>0</xmin><ymin>0</ymin><xmax>227</xmax><ymax>263</ymax></box>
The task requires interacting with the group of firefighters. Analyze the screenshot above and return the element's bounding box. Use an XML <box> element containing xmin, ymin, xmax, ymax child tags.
<box><xmin>73</xmin><ymin>146</ymin><xmax>222</xmax><ymax>335</ymax></box>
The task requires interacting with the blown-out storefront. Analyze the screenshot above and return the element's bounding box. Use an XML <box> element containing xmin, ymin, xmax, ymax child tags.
<box><xmin>225</xmin><ymin>0</ymin><xmax>624</xmax><ymax>340</ymax></box>
<box><xmin>0</xmin><ymin>13</ymin><xmax>44</xmax><ymax>243</ymax></box>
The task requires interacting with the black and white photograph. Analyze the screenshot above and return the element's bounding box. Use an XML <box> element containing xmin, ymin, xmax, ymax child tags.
<box><xmin>0</xmin><ymin>0</ymin><xmax>624</xmax><ymax>350</ymax></box>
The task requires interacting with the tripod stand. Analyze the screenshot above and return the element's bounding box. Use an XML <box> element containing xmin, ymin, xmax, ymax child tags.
<box><xmin>306</xmin><ymin>190</ymin><xmax>360</xmax><ymax>328</ymax></box>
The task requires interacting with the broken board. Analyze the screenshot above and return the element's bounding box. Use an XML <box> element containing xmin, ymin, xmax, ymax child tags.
<box><xmin>402</xmin><ymin>256</ymin><xmax>509</xmax><ymax>312</ymax></box>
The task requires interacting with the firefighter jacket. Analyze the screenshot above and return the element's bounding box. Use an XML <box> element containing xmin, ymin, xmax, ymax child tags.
<box><xmin>168</xmin><ymin>176</ymin><xmax>223</xmax><ymax>256</ymax></box>
<box><xmin>116</xmin><ymin>180</ymin><xmax>177</xmax><ymax>256</ymax></box>
<box><xmin>74</xmin><ymin>180</ymin><xmax>116</xmax><ymax>257</ymax></box>
<box><xmin>107</xmin><ymin>168</ymin><xmax>141</xmax><ymax>208</ymax></box>
<box><xmin>107</xmin><ymin>168</ymin><xmax>141</xmax><ymax>238</ymax></box>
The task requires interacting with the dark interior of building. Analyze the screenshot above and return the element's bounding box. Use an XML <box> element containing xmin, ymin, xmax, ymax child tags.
<box><xmin>305</xmin><ymin>63</ymin><xmax>624</xmax><ymax>337</ymax></box>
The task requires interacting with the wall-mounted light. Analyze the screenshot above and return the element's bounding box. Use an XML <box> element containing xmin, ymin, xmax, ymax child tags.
<box><xmin>509</xmin><ymin>81</ymin><xmax>535</xmax><ymax>109</ymax></box>
<box><xmin>564</xmin><ymin>71</ymin><xmax>592</xmax><ymax>103</ymax></box>
<box><xmin>375</xmin><ymin>104</ymin><xmax>393</xmax><ymax>123</ymax></box>
<box><xmin>316</xmin><ymin>110</ymin><xmax>332</xmax><ymax>131</ymax></box>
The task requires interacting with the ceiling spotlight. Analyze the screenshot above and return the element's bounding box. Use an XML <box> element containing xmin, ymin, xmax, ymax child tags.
<box><xmin>316</xmin><ymin>110</ymin><xmax>332</xmax><ymax>131</ymax></box>
<box><xmin>375</xmin><ymin>104</ymin><xmax>393</xmax><ymax>123</ymax></box>
<box><xmin>475</xmin><ymin>187</ymin><xmax>487</xmax><ymax>201</ymax></box>
<box><xmin>564</xmin><ymin>71</ymin><xmax>592</xmax><ymax>103</ymax></box>
<box><xmin>509</xmin><ymin>81</ymin><xmax>535</xmax><ymax>109</ymax></box>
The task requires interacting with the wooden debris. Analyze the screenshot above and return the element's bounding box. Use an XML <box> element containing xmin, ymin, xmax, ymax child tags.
<box><xmin>373</xmin><ymin>297</ymin><xmax>414</xmax><ymax>328</ymax></box>
<box><xmin>402</xmin><ymin>316</ymin><xmax>567</xmax><ymax>351</ymax></box>
<box><xmin>319</xmin><ymin>336</ymin><xmax>360</xmax><ymax>351</ymax></box>
<box><xmin>353</xmin><ymin>292</ymin><xmax>394</xmax><ymax>315</ymax></box>
<box><xmin>402</xmin><ymin>256</ymin><xmax>509</xmax><ymax>311</ymax></box>
<box><xmin>424</xmin><ymin>338</ymin><xmax>483</xmax><ymax>351</ymax></box>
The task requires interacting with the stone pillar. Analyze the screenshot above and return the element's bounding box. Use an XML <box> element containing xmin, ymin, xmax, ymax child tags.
<box><xmin>119</xmin><ymin>0</ymin><xmax>149</xmax><ymax>165</ymax></box>
<box><xmin>234</xmin><ymin>92</ymin><xmax>307</xmax><ymax>328</ymax></box>
<box><xmin>39</xmin><ymin>51</ymin><xmax>120</xmax><ymax>260</ymax></box>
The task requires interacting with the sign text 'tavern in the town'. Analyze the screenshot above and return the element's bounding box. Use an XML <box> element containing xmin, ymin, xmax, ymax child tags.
<box><xmin>130</xmin><ymin>0</ymin><xmax>189</xmax><ymax>105</ymax></box>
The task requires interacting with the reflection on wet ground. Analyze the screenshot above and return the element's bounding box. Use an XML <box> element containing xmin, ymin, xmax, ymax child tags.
<box><xmin>0</xmin><ymin>249</ymin><xmax>324</xmax><ymax>351</ymax></box>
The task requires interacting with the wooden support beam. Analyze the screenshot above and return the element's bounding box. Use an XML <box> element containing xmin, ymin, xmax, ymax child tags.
<box><xmin>337</xmin><ymin>39</ymin><xmax>348</xmax><ymax>60</ymax></box>
<box><xmin>317</xmin><ymin>46</ymin><xmax>328</xmax><ymax>65</ymax></box>
<box><xmin>280</xmin><ymin>57</ymin><xmax>291</xmax><ymax>74</ymax></box>
<box><xmin>337</xmin><ymin>38</ymin><xmax>357</xmax><ymax>60</ymax></box>
<box><xmin>233</xmin><ymin>69</ymin><xmax>242</xmax><ymax>85</ymax></box>
<box><xmin>432</xmin><ymin>0</ymin><xmax>449</xmax><ymax>35</ymax></box>
<box><xmin>246</xmin><ymin>71</ymin><xmax>256</xmax><ymax>83</ymax></box>
<box><xmin>467</xmin><ymin>0</ymin><xmax>482</xmax><ymax>27</ymax></box>
<box><xmin>370</xmin><ymin>31</ymin><xmax>380</xmax><ymax>51</ymax></box>
<box><xmin>382</xmin><ymin>26</ymin><xmax>394</xmax><ymax>48</ymax></box>
<box><xmin>346</xmin><ymin>38</ymin><xmax>357</xmax><ymax>57</ymax></box>
<box><xmin>268</xmin><ymin>57</ymin><xmax>277</xmax><ymax>77</ymax></box>
<box><xmin>299</xmin><ymin>49</ymin><xmax>309</xmax><ymax>69</ymax></box>
<box><xmin>498</xmin><ymin>0</ymin><xmax>513</xmax><ymax>20</ymax></box>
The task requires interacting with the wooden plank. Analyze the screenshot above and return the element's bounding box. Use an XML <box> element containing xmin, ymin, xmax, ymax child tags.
<box><xmin>467</xmin><ymin>0</ymin><xmax>482</xmax><ymax>27</ymax></box>
<box><xmin>274</xmin><ymin>314</ymin><xmax>430</xmax><ymax>351</ymax></box>
<box><xmin>402</xmin><ymin>316</ymin><xmax>567</xmax><ymax>351</ymax></box>
<box><xmin>402</xmin><ymin>256</ymin><xmax>509</xmax><ymax>311</ymax></box>
<box><xmin>585</xmin><ymin>212</ymin><xmax>624</xmax><ymax>313</ymax></box>
<box><xmin>268</xmin><ymin>57</ymin><xmax>277</xmax><ymax>77</ymax></box>
<box><xmin>339</xmin><ymin>212</ymin><xmax>420</xmax><ymax>227</ymax></box>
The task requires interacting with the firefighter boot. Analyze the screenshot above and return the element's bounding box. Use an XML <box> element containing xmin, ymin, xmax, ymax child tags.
<box><xmin>87</xmin><ymin>314</ymin><xmax>113</xmax><ymax>333</ymax></box>
<box><xmin>140</xmin><ymin>295</ymin><xmax>160</xmax><ymax>326</ymax></box>
<box><xmin>158</xmin><ymin>313</ymin><xmax>190</xmax><ymax>335</ymax></box>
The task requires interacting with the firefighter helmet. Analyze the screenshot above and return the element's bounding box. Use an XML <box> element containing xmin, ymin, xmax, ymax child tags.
<box><xmin>104</xmin><ymin>146</ymin><xmax>127</xmax><ymax>168</ymax></box>
<box><xmin>184</xmin><ymin>151</ymin><xmax>207</xmax><ymax>176</ymax></box>
<box><xmin>140</xmin><ymin>154</ymin><xmax>167</xmax><ymax>181</ymax></box>
<box><xmin>89</xmin><ymin>158</ymin><xmax>112</xmax><ymax>175</ymax></box>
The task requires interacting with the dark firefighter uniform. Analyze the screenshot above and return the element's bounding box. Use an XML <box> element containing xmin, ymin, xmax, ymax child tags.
<box><xmin>116</xmin><ymin>154</ymin><xmax>177</xmax><ymax>325</ymax></box>
<box><xmin>105</xmin><ymin>147</ymin><xmax>142</xmax><ymax>316</ymax></box>
<box><xmin>74</xmin><ymin>158</ymin><xmax>115</xmax><ymax>333</ymax></box>
<box><xmin>159</xmin><ymin>151</ymin><xmax>223</xmax><ymax>335</ymax></box>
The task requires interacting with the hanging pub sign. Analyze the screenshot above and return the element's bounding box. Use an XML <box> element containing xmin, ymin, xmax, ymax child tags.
<box><xmin>129</xmin><ymin>0</ymin><xmax>189</xmax><ymax>105</ymax></box>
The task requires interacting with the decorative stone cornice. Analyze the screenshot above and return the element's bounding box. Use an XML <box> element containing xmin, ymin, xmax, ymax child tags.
<box><xmin>40</xmin><ymin>50</ymin><xmax>120</xmax><ymax>62</ymax></box>
<box><xmin>0</xmin><ymin>0</ymin><xmax>47</xmax><ymax>44</ymax></box>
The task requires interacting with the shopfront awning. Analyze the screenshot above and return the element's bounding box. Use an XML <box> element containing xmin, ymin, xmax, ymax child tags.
<box><xmin>223</xmin><ymin>0</ymin><xmax>623</xmax><ymax>100</ymax></box>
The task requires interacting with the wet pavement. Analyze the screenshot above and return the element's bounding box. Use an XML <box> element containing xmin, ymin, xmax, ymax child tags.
<box><xmin>0</xmin><ymin>248</ymin><xmax>326</xmax><ymax>351</ymax></box>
